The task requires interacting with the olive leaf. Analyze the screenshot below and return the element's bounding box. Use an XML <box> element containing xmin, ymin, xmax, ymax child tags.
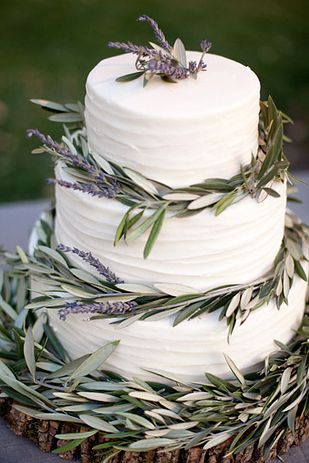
<box><xmin>69</xmin><ymin>340</ymin><xmax>120</xmax><ymax>380</ymax></box>
<box><xmin>124</xmin><ymin>168</ymin><xmax>159</xmax><ymax>196</ymax></box>
<box><xmin>79</xmin><ymin>414</ymin><xmax>118</xmax><ymax>433</ymax></box>
<box><xmin>116</xmin><ymin>71</ymin><xmax>144</xmax><ymax>82</ymax></box>
<box><xmin>30</xmin><ymin>99</ymin><xmax>70</xmax><ymax>113</ymax></box>
<box><xmin>49</xmin><ymin>112</ymin><xmax>83</xmax><ymax>123</ymax></box>
<box><xmin>24</xmin><ymin>328</ymin><xmax>36</xmax><ymax>379</ymax></box>
<box><xmin>172</xmin><ymin>38</ymin><xmax>187</xmax><ymax>67</ymax></box>
<box><xmin>144</xmin><ymin>207</ymin><xmax>166</xmax><ymax>258</ymax></box>
<box><xmin>53</xmin><ymin>438</ymin><xmax>86</xmax><ymax>454</ymax></box>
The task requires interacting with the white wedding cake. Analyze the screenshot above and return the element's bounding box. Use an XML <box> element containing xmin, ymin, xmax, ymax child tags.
<box><xmin>42</xmin><ymin>49</ymin><xmax>308</xmax><ymax>383</ymax></box>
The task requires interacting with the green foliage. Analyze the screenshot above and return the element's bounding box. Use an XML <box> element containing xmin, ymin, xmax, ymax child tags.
<box><xmin>1</xmin><ymin>208</ymin><xmax>308</xmax><ymax>337</ymax></box>
<box><xmin>29</xmin><ymin>96</ymin><xmax>290</xmax><ymax>257</ymax></box>
<box><xmin>0</xmin><ymin>253</ymin><xmax>308</xmax><ymax>457</ymax></box>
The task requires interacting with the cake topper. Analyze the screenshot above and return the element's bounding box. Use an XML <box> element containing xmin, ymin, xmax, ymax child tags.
<box><xmin>108</xmin><ymin>15</ymin><xmax>212</xmax><ymax>86</ymax></box>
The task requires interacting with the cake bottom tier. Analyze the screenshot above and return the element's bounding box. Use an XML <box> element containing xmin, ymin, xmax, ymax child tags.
<box><xmin>46</xmin><ymin>271</ymin><xmax>308</xmax><ymax>383</ymax></box>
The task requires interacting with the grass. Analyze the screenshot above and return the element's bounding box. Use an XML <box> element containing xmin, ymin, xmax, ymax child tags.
<box><xmin>0</xmin><ymin>0</ymin><xmax>308</xmax><ymax>202</ymax></box>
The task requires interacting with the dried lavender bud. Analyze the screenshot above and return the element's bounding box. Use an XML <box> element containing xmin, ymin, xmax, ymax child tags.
<box><xmin>200</xmin><ymin>40</ymin><xmax>212</xmax><ymax>53</ymax></box>
<box><xmin>49</xmin><ymin>178</ymin><xmax>119</xmax><ymax>199</ymax></box>
<box><xmin>145</xmin><ymin>55</ymin><xmax>189</xmax><ymax>79</ymax></box>
<box><xmin>108</xmin><ymin>41</ymin><xmax>154</xmax><ymax>56</ymax></box>
<box><xmin>58</xmin><ymin>300</ymin><xmax>137</xmax><ymax>321</ymax></box>
<box><xmin>58</xmin><ymin>244</ymin><xmax>122</xmax><ymax>284</ymax></box>
<box><xmin>188</xmin><ymin>61</ymin><xmax>198</xmax><ymax>73</ymax></box>
<box><xmin>27</xmin><ymin>128</ymin><xmax>120</xmax><ymax>192</ymax></box>
<box><xmin>110</xmin><ymin>16</ymin><xmax>211</xmax><ymax>84</ymax></box>
<box><xmin>27</xmin><ymin>129</ymin><xmax>97</xmax><ymax>173</ymax></box>
<box><xmin>138</xmin><ymin>15</ymin><xmax>172</xmax><ymax>52</ymax></box>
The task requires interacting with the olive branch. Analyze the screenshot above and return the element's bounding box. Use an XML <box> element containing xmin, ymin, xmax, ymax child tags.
<box><xmin>1</xmin><ymin>208</ymin><xmax>308</xmax><ymax>337</ymax></box>
<box><xmin>0</xmin><ymin>257</ymin><xmax>308</xmax><ymax>459</ymax></box>
<box><xmin>29</xmin><ymin>95</ymin><xmax>291</xmax><ymax>258</ymax></box>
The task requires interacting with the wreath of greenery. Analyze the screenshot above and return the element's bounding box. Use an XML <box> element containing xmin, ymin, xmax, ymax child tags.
<box><xmin>29</xmin><ymin>95</ymin><xmax>291</xmax><ymax>258</ymax></box>
<box><xmin>0</xmin><ymin>253</ymin><xmax>308</xmax><ymax>461</ymax></box>
<box><xmin>1</xmin><ymin>209</ymin><xmax>308</xmax><ymax>338</ymax></box>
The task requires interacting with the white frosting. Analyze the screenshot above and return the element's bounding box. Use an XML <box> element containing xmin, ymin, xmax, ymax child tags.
<box><xmin>41</xmin><ymin>50</ymin><xmax>308</xmax><ymax>385</ymax></box>
<box><xmin>85</xmin><ymin>52</ymin><xmax>260</xmax><ymax>188</ymax></box>
<box><xmin>46</xmin><ymin>270</ymin><xmax>308</xmax><ymax>383</ymax></box>
<box><xmin>29</xmin><ymin>221</ymin><xmax>308</xmax><ymax>383</ymax></box>
<box><xmin>55</xmin><ymin>163</ymin><xmax>287</xmax><ymax>291</ymax></box>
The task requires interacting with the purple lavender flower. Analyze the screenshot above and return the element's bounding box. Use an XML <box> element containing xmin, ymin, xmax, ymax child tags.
<box><xmin>196</xmin><ymin>40</ymin><xmax>212</xmax><ymax>73</ymax></box>
<box><xmin>49</xmin><ymin>178</ymin><xmax>119</xmax><ymax>199</ymax></box>
<box><xmin>200</xmin><ymin>40</ymin><xmax>212</xmax><ymax>53</ymax></box>
<box><xmin>107</xmin><ymin>41</ymin><xmax>153</xmax><ymax>56</ymax></box>
<box><xmin>58</xmin><ymin>244</ymin><xmax>122</xmax><ymax>284</ymax></box>
<box><xmin>27</xmin><ymin>128</ymin><xmax>120</xmax><ymax>192</ymax></box>
<box><xmin>27</xmin><ymin>129</ymin><xmax>98</xmax><ymax>173</ymax></box>
<box><xmin>108</xmin><ymin>15</ymin><xmax>211</xmax><ymax>85</ymax></box>
<box><xmin>58</xmin><ymin>300</ymin><xmax>137</xmax><ymax>321</ymax></box>
<box><xmin>188</xmin><ymin>61</ymin><xmax>198</xmax><ymax>73</ymax></box>
<box><xmin>138</xmin><ymin>15</ymin><xmax>172</xmax><ymax>52</ymax></box>
<box><xmin>144</xmin><ymin>54</ymin><xmax>189</xmax><ymax>79</ymax></box>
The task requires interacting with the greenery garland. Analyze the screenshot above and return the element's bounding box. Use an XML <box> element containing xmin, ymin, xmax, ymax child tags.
<box><xmin>1</xmin><ymin>209</ymin><xmax>308</xmax><ymax>338</ymax></box>
<box><xmin>0</xmin><ymin>260</ymin><xmax>308</xmax><ymax>461</ymax></box>
<box><xmin>29</xmin><ymin>95</ymin><xmax>291</xmax><ymax>258</ymax></box>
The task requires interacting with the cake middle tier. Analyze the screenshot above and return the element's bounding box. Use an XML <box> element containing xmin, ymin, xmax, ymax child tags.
<box><xmin>55</xmin><ymin>164</ymin><xmax>287</xmax><ymax>291</ymax></box>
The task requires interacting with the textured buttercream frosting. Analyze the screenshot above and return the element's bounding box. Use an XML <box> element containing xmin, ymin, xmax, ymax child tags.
<box><xmin>45</xmin><ymin>271</ymin><xmax>307</xmax><ymax>383</ymax></box>
<box><xmin>30</xmin><ymin>219</ymin><xmax>308</xmax><ymax>383</ymax></box>
<box><xmin>55</xmin><ymin>164</ymin><xmax>287</xmax><ymax>291</ymax></box>
<box><xmin>47</xmin><ymin>50</ymin><xmax>308</xmax><ymax>383</ymax></box>
<box><xmin>85</xmin><ymin>52</ymin><xmax>260</xmax><ymax>187</ymax></box>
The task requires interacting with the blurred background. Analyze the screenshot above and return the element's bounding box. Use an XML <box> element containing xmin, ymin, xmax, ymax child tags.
<box><xmin>0</xmin><ymin>0</ymin><xmax>308</xmax><ymax>203</ymax></box>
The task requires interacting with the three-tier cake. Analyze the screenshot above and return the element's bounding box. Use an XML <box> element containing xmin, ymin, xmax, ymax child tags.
<box><xmin>48</xmin><ymin>50</ymin><xmax>308</xmax><ymax>383</ymax></box>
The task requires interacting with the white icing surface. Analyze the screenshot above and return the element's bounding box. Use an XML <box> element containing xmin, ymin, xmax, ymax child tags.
<box><xmin>55</xmin><ymin>163</ymin><xmax>287</xmax><ymax>291</ymax></box>
<box><xmin>46</xmin><ymin>270</ymin><xmax>308</xmax><ymax>383</ymax></box>
<box><xmin>85</xmin><ymin>52</ymin><xmax>260</xmax><ymax>187</ymax></box>
<box><xmin>40</xmin><ymin>51</ymin><xmax>308</xmax><ymax>384</ymax></box>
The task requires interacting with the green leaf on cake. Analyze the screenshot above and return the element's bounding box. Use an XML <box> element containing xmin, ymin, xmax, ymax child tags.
<box><xmin>124</xmin><ymin>168</ymin><xmax>159</xmax><ymax>196</ymax></box>
<box><xmin>69</xmin><ymin>340</ymin><xmax>120</xmax><ymax>380</ymax></box>
<box><xmin>223</xmin><ymin>354</ymin><xmax>246</xmax><ymax>386</ymax></box>
<box><xmin>294</xmin><ymin>260</ymin><xmax>308</xmax><ymax>281</ymax></box>
<box><xmin>116</xmin><ymin>71</ymin><xmax>144</xmax><ymax>82</ymax></box>
<box><xmin>172</xmin><ymin>38</ymin><xmax>187</xmax><ymax>67</ymax></box>
<box><xmin>126</xmin><ymin>208</ymin><xmax>163</xmax><ymax>242</ymax></box>
<box><xmin>143</xmin><ymin>207</ymin><xmax>166</xmax><ymax>258</ymax></box>
<box><xmin>213</xmin><ymin>191</ymin><xmax>238</xmax><ymax>216</ymax></box>
<box><xmin>23</xmin><ymin>327</ymin><xmax>36</xmax><ymax>380</ymax></box>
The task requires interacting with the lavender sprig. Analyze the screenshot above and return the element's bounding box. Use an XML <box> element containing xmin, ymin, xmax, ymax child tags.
<box><xmin>49</xmin><ymin>178</ymin><xmax>119</xmax><ymax>199</ymax></box>
<box><xmin>145</xmin><ymin>57</ymin><xmax>189</xmax><ymax>79</ymax></box>
<box><xmin>58</xmin><ymin>244</ymin><xmax>122</xmax><ymax>284</ymax></box>
<box><xmin>27</xmin><ymin>128</ymin><xmax>120</xmax><ymax>191</ymax></box>
<box><xmin>27</xmin><ymin>128</ymin><xmax>98</xmax><ymax>174</ymax></box>
<box><xmin>138</xmin><ymin>15</ymin><xmax>172</xmax><ymax>52</ymax></box>
<box><xmin>58</xmin><ymin>300</ymin><xmax>137</xmax><ymax>321</ymax></box>
<box><xmin>108</xmin><ymin>15</ymin><xmax>211</xmax><ymax>85</ymax></box>
<box><xmin>107</xmin><ymin>41</ymin><xmax>154</xmax><ymax>56</ymax></box>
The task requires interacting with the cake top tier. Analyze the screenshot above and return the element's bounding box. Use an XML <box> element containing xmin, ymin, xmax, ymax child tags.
<box><xmin>85</xmin><ymin>51</ymin><xmax>260</xmax><ymax>187</ymax></box>
<box><xmin>86</xmin><ymin>51</ymin><xmax>260</xmax><ymax>117</ymax></box>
